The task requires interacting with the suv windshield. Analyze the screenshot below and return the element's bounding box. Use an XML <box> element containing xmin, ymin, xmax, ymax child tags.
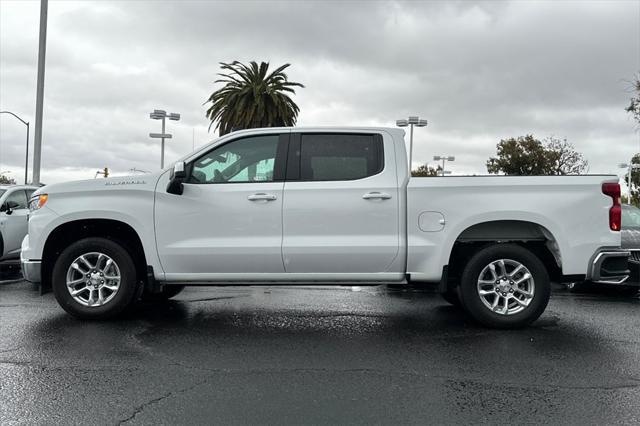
<box><xmin>622</xmin><ymin>205</ymin><xmax>640</xmax><ymax>228</ymax></box>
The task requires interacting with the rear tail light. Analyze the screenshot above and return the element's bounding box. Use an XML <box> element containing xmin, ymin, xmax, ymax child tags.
<box><xmin>602</xmin><ymin>182</ymin><xmax>621</xmax><ymax>231</ymax></box>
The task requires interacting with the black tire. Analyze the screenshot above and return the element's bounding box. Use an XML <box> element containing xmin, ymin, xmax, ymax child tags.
<box><xmin>458</xmin><ymin>243</ymin><xmax>550</xmax><ymax>329</ymax></box>
<box><xmin>52</xmin><ymin>237</ymin><xmax>139</xmax><ymax>319</ymax></box>
<box><xmin>440</xmin><ymin>287</ymin><xmax>462</xmax><ymax>307</ymax></box>
<box><xmin>142</xmin><ymin>285</ymin><xmax>185</xmax><ymax>301</ymax></box>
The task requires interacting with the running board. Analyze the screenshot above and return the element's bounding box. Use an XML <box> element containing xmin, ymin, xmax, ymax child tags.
<box><xmin>159</xmin><ymin>280</ymin><xmax>409</xmax><ymax>287</ymax></box>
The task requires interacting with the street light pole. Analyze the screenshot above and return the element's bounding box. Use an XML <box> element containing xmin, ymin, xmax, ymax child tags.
<box><xmin>149</xmin><ymin>109</ymin><xmax>180</xmax><ymax>169</ymax></box>
<box><xmin>433</xmin><ymin>155</ymin><xmax>455</xmax><ymax>176</ymax></box>
<box><xmin>0</xmin><ymin>111</ymin><xmax>29</xmax><ymax>184</ymax></box>
<box><xmin>32</xmin><ymin>0</ymin><xmax>48</xmax><ymax>185</ymax></box>
<box><xmin>161</xmin><ymin>115</ymin><xmax>166</xmax><ymax>169</ymax></box>
<box><xmin>396</xmin><ymin>116</ymin><xmax>427</xmax><ymax>170</ymax></box>
<box><xmin>628</xmin><ymin>162</ymin><xmax>631</xmax><ymax>202</ymax></box>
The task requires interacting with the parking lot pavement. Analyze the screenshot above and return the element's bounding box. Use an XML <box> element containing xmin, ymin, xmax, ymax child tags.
<box><xmin>0</xmin><ymin>279</ymin><xmax>639</xmax><ymax>425</ymax></box>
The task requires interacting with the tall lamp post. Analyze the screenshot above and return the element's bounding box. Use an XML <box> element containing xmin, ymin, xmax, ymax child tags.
<box><xmin>396</xmin><ymin>116</ymin><xmax>427</xmax><ymax>170</ymax></box>
<box><xmin>433</xmin><ymin>155</ymin><xmax>455</xmax><ymax>176</ymax></box>
<box><xmin>32</xmin><ymin>0</ymin><xmax>48</xmax><ymax>185</ymax></box>
<box><xmin>618</xmin><ymin>161</ymin><xmax>640</xmax><ymax>202</ymax></box>
<box><xmin>0</xmin><ymin>111</ymin><xmax>30</xmax><ymax>184</ymax></box>
<box><xmin>149</xmin><ymin>109</ymin><xmax>180</xmax><ymax>169</ymax></box>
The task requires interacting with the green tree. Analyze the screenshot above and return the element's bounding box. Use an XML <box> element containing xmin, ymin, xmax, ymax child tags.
<box><xmin>486</xmin><ymin>135</ymin><xmax>552</xmax><ymax>175</ymax></box>
<box><xmin>623</xmin><ymin>153</ymin><xmax>640</xmax><ymax>206</ymax></box>
<box><xmin>487</xmin><ymin>135</ymin><xmax>588</xmax><ymax>175</ymax></box>
<box><xmin>412</xmin><ymin>164</ymin><xmax>441</xmax><ymax>177</ymax></box>
<box><xmin>205</xmin><ymin>61</ymin><xmax>304</xmax><ymax>136</ymax></box>
<box><xmin>544</xmin><ymin>136</ymin><xmax>589</xmax><ymax>175</ymax></box>
<box><xmin>0</xmin><ymin>173</ymin><xmax>16</xmax><ymax>184</ymax></box>
<box><xmin>626</xmin><ymin>73</ymin><xmax>640</xmax><ymax>125</ymax></box>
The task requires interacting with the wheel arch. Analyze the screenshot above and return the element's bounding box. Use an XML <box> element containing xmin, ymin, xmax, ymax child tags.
<box><xmin>41</xmin><ymin>219</ymin><xmax>148</xmax><ymax>288</ymax></box>
<box><xmin>445</xmin><ymin>220</ymin><xmax>563</xmax><ymax>288</ymax></box>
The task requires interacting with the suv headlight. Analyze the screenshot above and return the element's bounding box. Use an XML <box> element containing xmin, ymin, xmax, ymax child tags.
<box><xmin>29</xmin><ymin>194</ymin><xmax>48</xmax><ymax>212</ymax></box>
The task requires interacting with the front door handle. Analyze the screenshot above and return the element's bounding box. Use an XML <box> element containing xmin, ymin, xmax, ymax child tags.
<box><xmin>362</xmin><ymin>192</ymin><xmax>391</xmax><ymax>200</ymax></box>
<box><xmin>248</xmin><ymin>193</ymin><xmax>277</xmax><ymax>201</ymax></box>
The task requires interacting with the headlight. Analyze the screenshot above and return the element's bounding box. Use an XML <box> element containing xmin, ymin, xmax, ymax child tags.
<box><xmin>29</xmin><ymin>194</ymin><xmax>48</xmax><ymax>212</ymax></box>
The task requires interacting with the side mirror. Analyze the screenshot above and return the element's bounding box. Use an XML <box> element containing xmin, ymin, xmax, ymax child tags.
<box><xmin>167</xmin><ymin>161</ymin><xmax>186</xmax><ymax>195</ymax></box>
<box><xmin>1</xmin><ymin>201</ymin><xmax>17</xmax><ymax>215</ymax></box>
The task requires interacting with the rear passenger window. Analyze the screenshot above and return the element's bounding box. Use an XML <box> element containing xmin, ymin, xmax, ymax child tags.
<box><xmin>299</xmin><ymin>134</ymin><xmax>383</xmax><ymax>181</ymax></box>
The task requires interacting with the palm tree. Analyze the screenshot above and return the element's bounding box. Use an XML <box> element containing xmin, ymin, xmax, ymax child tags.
<box><xmin>205</xmin><ymin>61</ymin><xmax>304</xmax><ymax>135</ymax></box>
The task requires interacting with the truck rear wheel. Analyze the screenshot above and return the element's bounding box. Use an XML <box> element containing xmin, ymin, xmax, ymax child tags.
<box><xmin>458</xmin><ymin>244</ymin><xmax>550</xmax><ymax>329</ymax></box>
<box><xmin>52</xmin><ymin>237</ymin><xmax>139</xmax><ymax>319</ymax></box>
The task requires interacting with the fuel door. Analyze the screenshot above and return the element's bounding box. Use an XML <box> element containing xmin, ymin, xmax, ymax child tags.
<box><xmin>418</xmin><ymin>211</ymin><xmax>446</xmax><ymax>232</ymax></box>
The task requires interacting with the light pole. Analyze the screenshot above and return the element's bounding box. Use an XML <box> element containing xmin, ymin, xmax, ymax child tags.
<box><xmin>32</xmin><ymin>0</ymin><xmax>48</xmax><ymax>185</ymax></box>
<box><xmin>433</xmin><ymin>155</ymin><xmax>455</xmax><ymax>176</ymax></box>
<box><xmin>0</xmin><ymin>111</ymin><xmax>29</xmax><ymax>184</ymax></box>
<box><xmin>396</xmin><ymin>116</ymin><xmax>427</xmax><ymax>170</ymax></box>
<box><xmin>149</xmin><ymin>109</ymin><xmax>180</xmax><ymax>169</ymax></box>
<box><xmin>618</xmin><ymin>161</ymin><xmax>640</xmax><ymax>202</ymax></box>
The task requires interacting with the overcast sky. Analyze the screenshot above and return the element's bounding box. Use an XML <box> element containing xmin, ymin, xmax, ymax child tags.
<box><xmin>1</xmin><ymin>0</ymin><xmax>639</xmax><ymax>184</ymax></box>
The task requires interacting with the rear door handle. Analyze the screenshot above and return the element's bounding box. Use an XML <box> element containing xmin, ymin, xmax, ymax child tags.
<box><xmin>248</xmin><ymin>193</ymin><xmax>277</xmax><ymax>201</ymax></box>
<box><xmin>362</xmin><ymin>192</ymin><xmax>391</xmax><ymax>200</ymax></box>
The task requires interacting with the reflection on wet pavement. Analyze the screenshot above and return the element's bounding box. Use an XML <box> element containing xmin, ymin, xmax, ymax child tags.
<box><xmin>0</xmin><ymin>281</ymin><xmax>638</xmax><ymax>424</ymax></box>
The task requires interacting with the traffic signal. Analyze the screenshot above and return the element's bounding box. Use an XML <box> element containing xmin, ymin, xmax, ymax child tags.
<box><xmin>103</xmin><ymin>167</ymin><xmax>109</xmax><ymax>178</ymax></box>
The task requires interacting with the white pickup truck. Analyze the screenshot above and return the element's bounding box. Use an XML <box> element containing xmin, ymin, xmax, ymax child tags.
<box><xmin>21</xmin><ymin>127</ymin><xmax>628</xmax><ymax>328</ymax></box>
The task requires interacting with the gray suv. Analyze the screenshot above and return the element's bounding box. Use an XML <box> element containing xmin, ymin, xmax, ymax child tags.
<box><xmin>0</xmin><ymin>185</ymin><xmax>38</xmax><ymax>261</ymax></box>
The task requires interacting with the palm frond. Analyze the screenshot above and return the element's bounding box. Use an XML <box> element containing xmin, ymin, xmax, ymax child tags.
<box><xmin>205</xmin><ymin>61</ymin><xmax>304</xmax><ymax>135</ymax></box>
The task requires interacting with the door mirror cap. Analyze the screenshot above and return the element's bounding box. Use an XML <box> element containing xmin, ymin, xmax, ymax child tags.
<box><xmin>167</xmin><ymin>161</ymin><xmax>186</xmax><ymax>195</ymax></box>
<box><xmin>172</xmin><ymin>161</ymin><xmax>186</xmax><ymax>179</ymax></box>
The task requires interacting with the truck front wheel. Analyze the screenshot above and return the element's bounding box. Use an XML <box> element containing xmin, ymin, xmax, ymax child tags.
<box><xmin>52</xmin><ymin>237</ymin><xmax>139</xmax><ymax>319</ymax></box>
<box><xmin>458</xmin><ymin>244</ymin><xmax>550</xmax><ymax>329</ymax></box>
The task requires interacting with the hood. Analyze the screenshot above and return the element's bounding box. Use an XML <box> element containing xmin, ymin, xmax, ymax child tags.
<box><xmin>33</xmin><ymin>173</ymin><xmax>164</xmax><ymax>196</ymax></box>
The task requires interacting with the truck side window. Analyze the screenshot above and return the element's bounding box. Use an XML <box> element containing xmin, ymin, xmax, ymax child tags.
<box><xmin>299</xmin><ymin>134</ymin><xmax>383</xmax><ymax>181</ymax></box>
<box><xmin>189</xmin><ymin>135</ymin><xmax>280</xmax><ymax>184</ymax></box>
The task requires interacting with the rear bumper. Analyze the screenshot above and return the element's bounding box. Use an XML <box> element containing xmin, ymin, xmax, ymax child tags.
<box><xmin>587</xmin><ymin>250</ymin><xmax>630</xmax><ymax>285</ymax></box>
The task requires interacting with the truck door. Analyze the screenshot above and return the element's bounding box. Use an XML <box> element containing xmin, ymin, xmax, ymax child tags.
<box><xmin>154</xmin><ymin>133</ymin><xmax>289</xmax><ymax>280</ymax></box>
<box><xmin>0</xmin><ymin>189</ymin><xmax>30</xmax><ymax>258</ymax></box>
<box><xmin>281</xmin><ymin>132</ymin><xmax>401</xmax><ymax>274</ymax></box>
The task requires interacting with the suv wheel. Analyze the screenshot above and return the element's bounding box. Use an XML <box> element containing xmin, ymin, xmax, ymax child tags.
<box><xmin>52</xmin><ymin>237</ymin><xmax>139</xmax><ymax>319</ymax></box>
<box><xmin>458</xmin><ymin>243</ymin><xmax>550</xmax><ymax>329</ymax></box>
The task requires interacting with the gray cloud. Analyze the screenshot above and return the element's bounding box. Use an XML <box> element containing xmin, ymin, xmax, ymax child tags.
<box><xmin>0</xmin><ymin>0</ymin><xmax>638</xmax><ymax>183</ymax></box>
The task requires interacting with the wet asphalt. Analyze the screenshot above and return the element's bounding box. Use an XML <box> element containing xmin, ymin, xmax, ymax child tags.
<box><xmin>1</xmin><ymin>263</ymin><xmax>639</xmax><ymax>425</ymax></box>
